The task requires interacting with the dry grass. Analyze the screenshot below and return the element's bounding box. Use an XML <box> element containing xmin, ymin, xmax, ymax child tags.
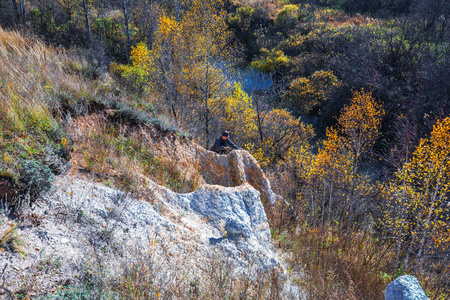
<box><xmin>314</xmin><ymin>8</ymin><xmax>381</xmax><ymax>28</ymax></box>
<box><xmin>0</xmin><ymin>28</ymin><xmax>103</xmax><ymax>137</ymax></box>
<box><xmin>0</xmin><ymin>26</ymin><xmax>196</xmax><ymax>205</ymax></box>
<box><xmin>272</xmin><ymin>225</ymin><xmax>392</xmax><ymax>300</ymax></box>
<box><xmin>70</xmin><ymin>115</ymin><xmax>196</xmax><ymax>195</ymax></box>
<box><xmin>0</xmin><ymin>27</ymin><xmax>122</xmax><ymax>203</ymax></box>
<box><xmin>0</xmin><ymin>220</ymin><xmax>24</xmax><ymax>256</ymax></box>
<box><xmin>64</xmin><ymin>244</ymin><xmax>290</xmax><ymax>300</ymax></box>
<box><xmin>0</xmin><ymin>29</ymin><xmax>57</xmax><ymax>137</ymax></box>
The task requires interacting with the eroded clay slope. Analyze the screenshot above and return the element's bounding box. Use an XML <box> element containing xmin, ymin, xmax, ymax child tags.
<box><xmin>138</xmin><ymin>124</ymin><xmax>282</xmax><ymax>205</ymax></box>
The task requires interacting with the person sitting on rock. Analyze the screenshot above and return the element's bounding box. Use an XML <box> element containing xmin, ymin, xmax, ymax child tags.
<box><xmin>210</xmin><ymin>131</ymin><xmax>239</xmax><ymax>154</ymax></box>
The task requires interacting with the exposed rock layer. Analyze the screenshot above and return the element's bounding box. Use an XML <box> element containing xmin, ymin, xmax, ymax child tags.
<box><xmin>0</xmin><ymin>176</ymin><xmax>290</xmax><ymax>297</ymax></box>
<box><xmin>138</xmin><ymin>123</ymin><xmax>282</xmax><ymax>205</ymax></box>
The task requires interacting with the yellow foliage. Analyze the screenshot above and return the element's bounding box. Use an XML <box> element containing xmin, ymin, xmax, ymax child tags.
<box><xmin>284</xmin><ymin>70</ymin><xmax>340</xmax><ymax>114</ymax></box>
<box><xmin>283</xmin><ymin>89</ymin><xmax>383</xmax><ymax>226</ymax></box>
<box><xmin>262</xmin><ymin>109</ymin><xmax>314</xmax><ymax>166</ymax></box>
<box><xmin>383</xmin><ymin>117</ymin><xmax>450</xmax><ymax>260</ymax></box>
<box><xmin>130</xmin><ymin>42</ymin><xmax>151</xmax><ymax>71</ymax></box>
<box><xmin>275</xmin><ymin>4</ymin><xmax>299</xmax><ymax>28</ymax></box>
<box><xmin>228</xmin><ymin>5</ymin><xmax>254</xmax><ymax>31</ymax></box>
<box><xmin>251</xmin><ymin>147</ymin><xmax>271</xmax><ymax>168</ymax></box>
<box><xmin>251</xmin><ymin>48</ymin><xmax>290</xmax><ymax>72</ymax></box>
<box><xmin>61</xmin><ymin>138</ymin><xmax>68</xmax><ymax>148</ymax></box>
<box><xmin>133</xmin><ymin>0</ymin><xmax>234</xmax><ymax>133</ymax></box>
<box><xmin>222</xmin><ymin>83</ymin><xmax>258</xmax><ymax>143</ymax></box>
<box><xmin>338</xmin><ymin>89</ymin><xmax>384</xmax><ymax>162</ymax></box>
<box><xmin>110</xmin><ymin>62</ymin><xmax>126</xmax><ymax>78</ymax></box>
<box><xmin>315</xmin><ymin>127</ymin><xmax>353</xmax><ymax>181</ymax></box>
<box><xmin>181</xmin><ymin>0</ymin><xmax>233</xmax><ymax>62</ymax></box>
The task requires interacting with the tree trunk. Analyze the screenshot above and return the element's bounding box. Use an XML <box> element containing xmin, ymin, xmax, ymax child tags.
<box><xmin>20</xmin><ymin>0</ymin><xmax>25</xmax><ymax>23</ymax></box>
<box><xmin>11</xmin><ymin>0</ymin><xmax>20</xmax><ymax>22</ymax></box>
<box><xmin>204</xmin><ymin>61</ymin><xmax>211</xmax><ymax>150</ymax></box>
<box><xmin>98</xmin><ymin>0</ymin><xmax>105</xmax><ymax>18</ymax></box>
<box><xmin>121</xmin><ymin>0</ymin><xmax>131</xmax><ymax>62</ymax></box>
<box><xmin>82</xmin><ymin>0</ymin><xmax>92</xmax><ymax>48</ymax></box>
<box><xmin>255</xmin><ymin>98</ymin><xmax>264</xmax><ymax>146</ymax></box>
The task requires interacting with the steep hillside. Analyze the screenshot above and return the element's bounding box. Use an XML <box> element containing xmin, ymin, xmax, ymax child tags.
<box><xmin>0</xmin><ymin>27</ymin><xmax>301</xmax><ymax>299</ymax></box>
<box><xmin>0</xmin><ymin>103</ymin><xmax>301</xmax><ymax>298</ymax></box>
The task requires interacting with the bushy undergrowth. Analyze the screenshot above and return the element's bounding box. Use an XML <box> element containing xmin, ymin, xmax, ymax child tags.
<box><xmin>0</xmin><ymin>219</ymin><xmax>25</xmax><ymax>256</ymax></box>
<box><xmin>272</xmin><ymin>225</ymin><xmax>389</xmax><ymax>299</ymax></box>
<box><xmin>18</xmin><ymin>160</ymin><xmax>55</xmax><ymax>198</ymax></box>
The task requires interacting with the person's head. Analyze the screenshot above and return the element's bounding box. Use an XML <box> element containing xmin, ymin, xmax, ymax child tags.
<box><xmin>221</xmin><ymin>131</ymin><xmax>229</xmax><ymax>140</ymax></box>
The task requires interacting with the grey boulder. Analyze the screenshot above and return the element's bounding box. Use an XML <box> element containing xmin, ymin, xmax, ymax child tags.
<box><xmin>385</xmin><ymin>275</ymin><xmax>430</xmax><ymax>300</ymax></box>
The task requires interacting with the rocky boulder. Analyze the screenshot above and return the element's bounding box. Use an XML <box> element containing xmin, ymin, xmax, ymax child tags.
<box><xmin>385</xmin><ymin>275</ymin><xmax>430</xmax><ymax>300</ymax></box>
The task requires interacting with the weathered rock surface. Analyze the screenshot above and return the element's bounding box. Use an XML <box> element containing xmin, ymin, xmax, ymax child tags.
<box><xmin>0</xmin><ymin>176</ymin><xmax>299</xmax><ymax>298</ymax></box>
<box><xmin>385</xmin><ymin>275</ymin><xmax>430</xmax><ymax>300</ymax></box>
<box><xmin>138</xmin><ymin>124</ymin><xmax>282</xmax><ymax>205</ymax></box>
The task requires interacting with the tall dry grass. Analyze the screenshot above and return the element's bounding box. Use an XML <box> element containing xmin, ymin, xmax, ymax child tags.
<box><xmin>71</xmin><ymin>119</ymin><xmax>197</xmax><ymax>195</ymax></box>
<box><xmin>0</xmin><ymin>29</ymin><xmax>56</xmax><ymax>136</ymax></box>
<box><xmin>0</xmin><ymin>27</ymin><xmax>120</xmax><ymax>205</ymax></box>
<box><xmin>0</xmin><ymin>28</ymin><xmax>102</xmax><ymax>137</ymax></box>
<box><xmin>58</xmin><ymin>244</ymin><xmax>292</xmax><ymax>300</ymax></box>
<box><xmin>272</xmin><ymin>225</ymin><xmax>392</xmax><ymax>300</ymax></box>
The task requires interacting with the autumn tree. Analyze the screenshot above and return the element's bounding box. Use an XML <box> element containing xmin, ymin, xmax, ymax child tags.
<box><xmin>251</xmin><ymin>48</ymin><xmax>290</xmax><ymax>73</ymax></box>
<box><xmin>338</xmin><ymin>89</ymin><xmax>384</xmax><ymax>175</ymax></box>
<box><xmin>286</xmin><ymin>89</ymin><xmax>383</xmax><ymax>226</ymax></box>
<box><xmin>129</xmin><ymin>0</ymin><xmax>160</xmax><ymax>45</ymax></box>
<box><xmin>283</xmin><ymin>70</ymin><xmax>341</xmax><ymax>115</ymax></box>
<box><xmin>274</xmin><ymin>4</ymin><xmax>299</xmax><ymax>36</ymax></box>
<box><xmin>148</xmin><ymin>13</ymin><xmax>185</xmax><ymax>121</ymax></box>
<box><xmin>309</xmin><ymin>127</ymin><xmax>355</xmax><ymax>225</ymax></box>
<box><xmin>262</xmin><ymin>109</ymin><xmax>314</xmax><ymax>166</ymax></box>
<box><xmin>221</xmin><ymin>83</ymin><xmax>258</xmax><ymax>150</ymax></box>
<box><xmin>382</xmin><ymin>117</ymin><xmax>450</xmax><ymax>273</ymax></box>
<box><xmin>179</xmin><ymin>0</ymin><xmax>235</xmax><ymax>148</ymax></box>
<box><xmin>220</xmin><ymin>83</ymin><xmax>314</xmax><ymax>168</ymax></box>
<box><xmin>120</xmin><ymin>41</ymin><xmax>152</xmax><ymax>93</ymax></box>
<box><xmin>115</xmin><ymin>0</ymin><xmax>235</xmax><ymax>147</ymax></box>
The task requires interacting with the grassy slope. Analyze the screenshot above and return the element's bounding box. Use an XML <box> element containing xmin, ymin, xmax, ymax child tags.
<box><xmin>1</xmin><ymin>25</ymin><xmax>447</xmax><ymax>300</ymax></box>
<box><xmin>0</xmin><ymin>27</ymin><xmax>99</xmax><ymax>203</ymax></box>
<box><xmin>0</xmin><ymin>27</ymin><xmax>194</xmax><ymax>207</ymax></box>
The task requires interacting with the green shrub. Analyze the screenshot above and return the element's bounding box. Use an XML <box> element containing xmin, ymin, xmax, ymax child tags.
<box><xmin>148</xmin><ymin>118</ymin><xmax>177</xmax><ymax>134</ymax></box>
<box><xmin>117</xmin><ymin>107</ymin><xmax>149</xmax><ymax>125</ymax></box>
<box><xmin>18</xmin><ymin>160</ymin><xmax>55</xmax><ymax>198</ymax></box>
<box><xmin>229</xmin><ymin>5</ymin><xmax>255</xmax><ymax>31</ymax></box>
<box><xmin>251</xmin><ymin>48</ymin><xmax>291</xmax><ymax>72</ymax></box>
<box><xmin>275</xmin><ymin>4</ymin><xmax>299</xmax><ymax>29</ymax></box>
<box><xmin>43</xmin><ymin>146</ymin><xmax>70</xmax><ymax>175</ymax></box>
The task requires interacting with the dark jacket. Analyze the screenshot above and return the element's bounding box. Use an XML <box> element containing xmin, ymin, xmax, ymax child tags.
<box><xmin>210</xmin><ymin>135</ymin><xmax>239</xmax><ymax>153</ymax></box>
